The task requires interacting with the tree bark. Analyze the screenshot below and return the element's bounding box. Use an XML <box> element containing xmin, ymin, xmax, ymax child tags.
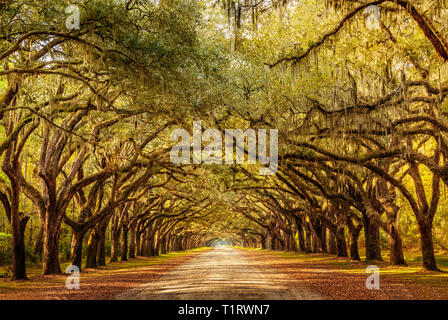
<box><xmin>121</xmin><ymin>224</ymin><xmax>129</xmax><ymax>261</ymax></box>
<box><xmin>110</xmin><ymin>232</ymin><xmax>120</xmax><ymax>262</ymax></box>
<box><xmin>418</xmin><ymin>223</ymin><xmax>438</xmax><ymax>271</ymax></box>
<box><xmin>136</xmin><ymin>230</ymin><xmax>143</xmax><ymax>256</ymax></box>
<box><xmin>154</xmin><ymin>236</ymin><xmax>160</xmax><ymax>256</ymax></box>
<box><xmin>69</xmin><ymin>227</ymin><xmax>86</xmax><ymax>270</ymax></box>
<box><xmin>336</xmin><ymin>227</ymin><xmax>348</xmax><ymax>257</ymax></box>
<box><xmin>129</xmin><ymin>222</ymin><xmax>136</xmax><ymax>258</ymax></box>
<box><xmin>363</xmin><ymin>214</ymin><xmax>383</xmax><ymax>261</ymax></box>
<box><xmin>263</xmin><ymin>231</ymin><xmax>272</xmax><ymax>249</ymax></box>
<box><xmin>349</xmin><ymin>228</ymin><xmax>361</xmax><ymax>261</ymax></box>
<box><xmin>310</xmin><ymin>222</ymin><xmax>320</xmax><ymax>253</ymax></box>
<box><xmin>42</xmin><ymin>214</ymin><xmax>61</xmax><ymax>274</ymax></box>
<box><xmin>346</xmin><ymin>215</ymin><xmax>362</xmax><ymax>261</ymax></box>
<box><xmin>304</xmin><ymin>220</ymin><xmax>312</xmax><ymax>253</ymax></box>
<box><xmin>85</xmin><ymin>229</ymin><xmax>100</xmax><ymax>269</ymax></box>
<box><xmin>11</xmin><ymin>212</ymin><xmax>29</xmax><ymax>279</ymax></box>
<box><xmin>33</xmin><ymin>224</ymin><xmax>44</xmax><ymax>259</ymax></box>
<box><xmin>109</xmin><ymin>212</ymin><xmax>121</xmax><ymax>262</ymax></box>
<box><xmin>97</xmin><ymin>227</ymin><xmax>107</xmax><ymax>266</ymax></box>
<box><xmin>295</xmin><ymin>218</ymin><xmax>306</xmax><ymax>251</ymax></box>
<box><xmin>387</xmin><ymin>223</ymin><xmax>406</xmax><ymax>265</ymax></box>
<box><xmin>328</xmin><ymin>228</ymin><xmax>337</xmax><ymax>254</ymax></box>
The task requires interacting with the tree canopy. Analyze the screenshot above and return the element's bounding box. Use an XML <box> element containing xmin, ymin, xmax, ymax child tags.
<box><xmin>1</xmin><ymin>0</ymin><xmax>448</xmax><ymax>279</ymax></box>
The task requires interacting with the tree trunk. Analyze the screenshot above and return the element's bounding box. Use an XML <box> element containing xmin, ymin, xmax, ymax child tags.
<box><xmin>110</xmin><ymin>231</ymin><xmax>120</xmax><ymax>262</ymax></box>
<box><xmin>349</xmin><ymin>228</ymin><xmax>361</xmax><ymax>261</ymax></box>
<box><xmin>148</xmin><ymin>238</ymin><xmax>156</xmax><ymax>256</ymax></box>
<box><xmin>11</xmin><ymin>212</ymin><xmax>29</xmax><ymax>280</ymax></box>
<box><xmin>346</xmin><ymin>216</ymin><xmax>362</xmax><ymax>261</ymax></box>
<box><xmin>263</xmin><ymin>232</ymin><xmax>272</xmax><ymax>249</ymax></box>
<box><xmin>97</xmin><ymin>228</ymin><xmax>106</xmax><ymax>266</ymax></box>
<box><xmin>320</xmin><ymin>226</ymin><xmax>327</xmax><ymax>253</ymax></box>
<box><xmin>85</xmin><ymin>230</ymin><xmax>99</xmax><ymax>269</ymax></box>
<box><xmin>166</xmin><ymin>235</ymin><xmax>173</xmax><ymax>252</ymax></box>
<box><xmin>388</xmin><ymin>223</ymin><xmax>406</xmax><ymax>265</ymax></box>
<box><xmin>109</xmin><ymin>213</ymin><xmax>121</xmax><ymax>263</ymax></box>
<box><xmin>311</xmin><ymin>218</ymin><xmax>326</xmax><ymax>253</ymax></box>
<box><xmin>295</xmin><ymin>219</ymin><xmax>306</xmax><ymax>252</ymax></box>
<box><xmin>311</xmin><ymin>223</ymin><xmax>319</xmax><ymax>253</ymax></box>
<box><xmin>289</xmin><ymin>231</ymin><xmax>298</xmax><ymax>251</ymax></box>
<box><xmin>129</xmin><ymin>224</ymin><xmax>136</xmax><ymax>258</ymax></box>
<box><xmin>139</xmin><ymin>233</ymin><xmax>146</xmax><ymax>256</ymax></box>
<box><xmin>144</xmin><ymin>235</ymin><xmax>151</xmax><ymax>256</ymax></box>
<box><xmin>95</xmin><ymin>217</ymin><xmax>109</xmax><ymax>267</ymax></box>
<box><xmin>154</xmin><ymin>237</ymin><xmax>160</xmax><ymax>256</ymax></box>
<box><xmin>42</xmin><ymin>214</ymin><xmax>61</xmax><ymax>275</ymax></box>
<box><xmin>33</xmin><ymin>224</ymin><xmax>44</xmax><ymax>259</ymax></box>
<box><xmin>69</xmin><ymin>227</ymin><xmax>86</xmax><ymax>270</ymax></box>
<box><xmin>418</xmin><ymin>223</ymin><xmax>438</xmax><ymax>271</ymax></box>
<box><xmin>1</xmin><ymin>128</ymin><xmax>31</xmax><ymax>279</ymax></box>
<box><xmin>160</xmin><ymin>236</ymin><xmax>167</xmax><ymax>254</ymax></box>
<box><xmin>363</xmin><ymin>214</ymin><xmax>383</xmax><ymax>261</ymax></box>
<box><xmin>261</xmin><ymin>235</ymin><xmax>267</xmax><ymax>249</ymax></box>
<box><xmin>136</xmin><ymin>231</ymin><xmax>142</xmax><ymax>256</ymax></box>
<box><xmin>304</xmin><ymin>221</ymin><xmax>312</xmax><ymax>253</ymax></box>
<box><xmin>336</xmin><ymin>227</ymin><xmax>348</xmax><ymax>257</ymax></box>
<box><xmin>121</xmin><ymin>224</ymin><xmax>129</xmax><ymax>261</ymax></box>
<box><xmin>328</xmin><ymin>229</ymin><xmax>337</xmax><ymax>254</ymax></box>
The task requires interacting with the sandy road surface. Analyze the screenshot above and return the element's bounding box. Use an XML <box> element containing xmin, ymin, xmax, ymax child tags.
<box><xmin>115</xmin><ymin>246</ymin><xmax>323</xmax><ymax>300</ymax></box>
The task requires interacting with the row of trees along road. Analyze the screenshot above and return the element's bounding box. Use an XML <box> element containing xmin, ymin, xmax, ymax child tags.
<box><xmin>212</xmin><ymin>0</ymin><xmax>448</xmax><ymax>272</ymax></box>
<box><xmin>1</xmin><ymin>0</ymin><xmax>448</xmax><ymax>280</ymax></box>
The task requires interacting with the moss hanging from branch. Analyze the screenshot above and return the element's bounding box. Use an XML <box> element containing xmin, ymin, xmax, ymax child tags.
<box><xmin>267</xmin><ymin>0</ymin><xmax>448</xmax><ymax>68</ymax></box>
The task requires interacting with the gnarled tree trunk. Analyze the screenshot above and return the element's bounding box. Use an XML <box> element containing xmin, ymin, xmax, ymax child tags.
<box><xmin>69</xmin><ymin>227</ymin><xmax>86</xmax><ymax>270</ymax></box>
<box><xmin>335</xmin><ymin>226</ymin><xmax>348</xmax><ymax>257</ymax></box>
<box><xmin>418</xmin><ymin>223</ymin><xmax>437</xmax><ymax>271</ymax></box>
<box><xmin>363</xmin><ymin>213</ymin><xmax>383</xmax><ymax>261</ymax></box>
<box><xmin>42</xmin><ymin>212</ymin><xmax>61</xmax><ymax>274</ymax></box>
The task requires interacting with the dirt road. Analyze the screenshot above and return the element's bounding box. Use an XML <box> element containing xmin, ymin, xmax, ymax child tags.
<box><xmin>2</xmin><ymin>246</ymin><xmax>445</xmax><ymax>300</ymax></box>
<box><xmin>115</xmin><ymin>246</ymin><xmax>324</xmax><ymax>300</ymax></box>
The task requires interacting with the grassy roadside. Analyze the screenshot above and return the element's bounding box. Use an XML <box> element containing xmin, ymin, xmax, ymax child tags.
<box><xmin>236</xmin><ymin>247</ymin><xmax>448</xmax><ymax>297</ymax></box>
<box><xmin>0</xmin><ymin>247</ymin><xmax>211</xmax><ymax>298</ymax></box>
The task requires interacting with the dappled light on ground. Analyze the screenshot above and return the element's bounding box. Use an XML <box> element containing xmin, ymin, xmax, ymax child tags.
<box><xmin>116</xmin><ymin>247</ymin><xmax>322</xmax><ymax>300</ymax></box>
